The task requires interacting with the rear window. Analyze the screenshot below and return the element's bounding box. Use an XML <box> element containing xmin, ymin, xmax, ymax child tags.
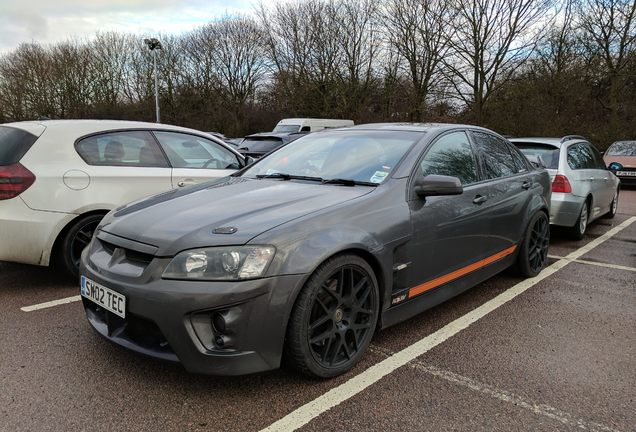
<box><xmin>239</xmin><ymin>138</ymin><xmax>284</xmax><ymax>153</ymax></box>
<box><xmin>0</xmin><ymin>126</ymin><xmax>39</xmax><ymax>166</ymax></box>
<box><xmin>514</xmin><ymin>143</ymin><xmax>560</xmax><ymax>169</ymax></box>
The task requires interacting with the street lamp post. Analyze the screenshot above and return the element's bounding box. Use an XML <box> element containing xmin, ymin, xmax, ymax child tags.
<box><xmin>143</xmin><ymin>38</ymin><xmax>162</xmax><ymax>123</ymax></box>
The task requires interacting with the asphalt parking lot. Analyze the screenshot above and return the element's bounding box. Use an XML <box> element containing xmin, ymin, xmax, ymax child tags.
<box><xmin>1</xmin><ymin>190</ymin><xmax>634</xmax><ymax>432</ymax></box>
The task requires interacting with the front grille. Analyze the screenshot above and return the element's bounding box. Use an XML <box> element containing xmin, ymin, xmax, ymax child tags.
<box><xmin>99</xmin><ymin>239</ymin><xmax>154</xmax><ymax>266</ymax></box>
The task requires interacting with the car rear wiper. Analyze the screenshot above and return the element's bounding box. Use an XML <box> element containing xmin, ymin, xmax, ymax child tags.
<box><xmin>321</xmin><ymin>178</ymin><xmax>379</xmax><ymax>187</ymax></box>
<box><xmin>255</xmin><ymin>173</ymin><xmax>324</xmax><ymax>182</ymax></box>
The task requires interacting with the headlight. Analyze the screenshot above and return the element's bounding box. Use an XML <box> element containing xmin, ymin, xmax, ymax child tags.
<box><xmin>162</xmin><ymin>246</ymin><xmax>275</xmax><ymax>280</ymax></box>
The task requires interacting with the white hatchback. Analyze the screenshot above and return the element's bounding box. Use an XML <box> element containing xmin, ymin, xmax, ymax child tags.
<box><xmin>0</xmin><ymin>120</ymin><xmax>248</xmax><ymax>276</ymax></box>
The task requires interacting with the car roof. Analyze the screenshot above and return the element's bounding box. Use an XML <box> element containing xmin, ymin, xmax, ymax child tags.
<box><xmin>341</xmin><ymin>122</ymin><xmax>495</xmax><ymax>134</ymax></box>
<box><xmin>2</xmin><ymin>119</ymin><xmax>207</xmax><ymax>136</ymax></box>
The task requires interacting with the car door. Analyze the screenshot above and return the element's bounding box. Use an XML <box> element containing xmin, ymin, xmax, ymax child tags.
<box><xmin>75</xmin><ymin>130</ymin><xmax>173</xmax><ymax>207</ymax></box>
<box><xmin>566</xmin><ymin>142</ymin><xmax>602</xmax><ymax>217</ymax></box>
<box><xmin>586</xmin><ymin>142</ymin><xmax>613</xmax><ymax>213</ymax></box>
<box><xmin>470</xmin><ymin>131</ymin><xmax>534</xmax><ymax>254</ymax></box>
<box><xmin>152</xmin><ymin>131</ymin><xmax>243</xmax><ymax>188</ymax></box>
<box><xmin>406</xmin><ymin>130</ymin><xmax>492</xmax><ymax>293</ymax></box>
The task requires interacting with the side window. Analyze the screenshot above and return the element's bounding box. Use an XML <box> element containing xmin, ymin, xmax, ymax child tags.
<box><xmin>419</xmin><ymin>131</ymin><xmax>479</xmax><ymax>185</ymax></box>
<box><xmin>76</xmin><ymin>131</ymin><xmax>168</xmax><ymax>167</ymax></box>
<box><xmin>567</xmin><ymin>143</ymin><xmax>595</xmax><ymax>170</ymax></box>
<box><xmin>153</xmin><ymin>131</ymin><xmax>241</xmax><ymax>169</ymax></box>
<box><xmin>509</xmin><ymin>145</ymin><xmax>530</xmax><ymax>173</ymax></box>
<box><xmin>471</xmin><ymin>132</ymin><xmax>517</xmax><ymax>179</ymax></box>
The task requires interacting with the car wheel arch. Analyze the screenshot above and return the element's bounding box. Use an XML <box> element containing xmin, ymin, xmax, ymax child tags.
<box><xmin>51</xmin><ymin>209</ymin><xmax>109</xmax><ymax>265</ymax></box>
<box><xmin>280</xmin><ymin>247</ymin><xmax>387</xmax><ymax>346</ymax></box>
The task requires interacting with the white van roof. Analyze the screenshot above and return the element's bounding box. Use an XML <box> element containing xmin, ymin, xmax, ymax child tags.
<box><xmin>277</xmin><ymin>118</ymin><xmax>354</xmax><ymax>125</ymax></box>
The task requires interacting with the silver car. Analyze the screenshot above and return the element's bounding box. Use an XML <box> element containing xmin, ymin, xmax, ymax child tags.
<box><xmin>511</xmin><ymin>135</ymin><xmax>620</xmax><ymax>239</ymax></box>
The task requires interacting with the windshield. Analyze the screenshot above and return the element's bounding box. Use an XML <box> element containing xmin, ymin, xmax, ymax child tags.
<box><xmin>242</xmin><ymin>130</ymin><xmax>422</xmax><ymax>184</ymax></box>
<box><xmin>606</xmin><ymin>141</ymin><xmax>636</xmax><ymax>156</ymax></box>
<box><xmin>273</xmin><ymin>124</ymin><xmax>301</xmax><ymax>133</ymax></box>
<box><xmin>515</xmin><ymin>143</ymin><xmax>560</xmax><ymax>169</ymax></box>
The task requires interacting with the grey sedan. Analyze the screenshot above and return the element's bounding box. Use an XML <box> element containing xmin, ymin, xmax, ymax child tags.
<box><xmin>511</xmin><ymin>136</ymin><xmax>620</xmax><ymax>239</ymax></box>
<box><xmin>80</xmin><ymin>123</ymin><xmax>551</xmax><ymax>378</ymax></box>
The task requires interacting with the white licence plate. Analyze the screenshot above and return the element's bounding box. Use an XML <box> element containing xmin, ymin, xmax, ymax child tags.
<box><xmin>81</xmin><ymin>276</ymin><xmax>126</xmax><ymax>318</ymax></box>
<box><xmin>616</xmin><ymin>171</ymin><xmax>636</xmax><ymax>176</ymax></box>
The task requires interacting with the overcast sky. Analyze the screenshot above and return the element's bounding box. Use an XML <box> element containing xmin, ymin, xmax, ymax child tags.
<box><xmin>0</xmin><ymin>0</ymin><xmax>271</xmax><ymax>53</ymax></box>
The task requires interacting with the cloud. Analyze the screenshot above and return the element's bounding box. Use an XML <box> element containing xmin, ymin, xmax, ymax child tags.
<box><xmin>0</xmin><ymin>0</ymin><xmax>265</xmax><ymax>53</ymax></box>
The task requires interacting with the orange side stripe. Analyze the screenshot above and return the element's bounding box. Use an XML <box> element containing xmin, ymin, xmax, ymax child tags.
<box><xmin>408</xmin><ymin>244</ymin><xmax>518</xmax><ymax>299</ymax></box>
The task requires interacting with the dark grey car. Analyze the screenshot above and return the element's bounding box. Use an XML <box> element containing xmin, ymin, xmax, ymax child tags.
<box><xmin>80</xmin><ymin>123</ymin><xmax>551</xmax><ymax>378</ymax></box>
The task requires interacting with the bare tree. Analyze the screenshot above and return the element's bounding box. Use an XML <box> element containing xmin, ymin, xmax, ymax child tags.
<box><xmin>209</xmin><ymin>17</ymin><xmax>267</xmax><ymax>121</ymax></box>
<box><xmin>334</xmin><ymin>0</ymin><xmax>380</xmax><ymax>117</ymax></box>
<box><xmin>384</xmin><ymin>0</ymin><xmax>454</xmax><ymax>121</ymax></box>
<box><xmin>576</xmin><ymin>0</ymin><xmax>636</xmax><ymax>124</ymax></box>
<box><xmin>446</xmin><ymin>0</ymin><xmax>555</xmax><ymax>124</ymax></box>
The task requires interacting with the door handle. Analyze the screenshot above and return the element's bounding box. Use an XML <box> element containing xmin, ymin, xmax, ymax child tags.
<box><xmin>473</xmin><ymin>195</ymin><xmax>488</xmax><ymax>205</ymax></box>
<box><xmin>177</xmin><ymin>179</ymin><xmax>196</xmax><ymax>187</ymax></box>
<box><xmin>522</xmin><ymin>181</ymin><xmax>531</xmax><ymax>190</ymax></box>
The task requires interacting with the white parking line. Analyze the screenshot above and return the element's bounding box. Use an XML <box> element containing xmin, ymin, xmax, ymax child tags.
<box><xmin>20</xmin><ymin>295</ymin><xmax>81</xmax><ymax>312</ymax></box>
<box><xmin>369</xmin><ymin>346</ymin><xmax>621</xmax><ymax>432</ymax></box>
<box><xmin>260</xmin><ymin>216</ymin><xmax>636</xmax><ymax>432</ymax></box>
<box><xmin>548</xmin><ymin>255</ymin><xmax>636</xmax><ymax>272</ymax></box>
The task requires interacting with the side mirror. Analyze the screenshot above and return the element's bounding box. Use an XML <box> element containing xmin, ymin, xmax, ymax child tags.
<box><xmin>414</xmin><ymin>175</ymin><xmax>463</xmax><ymax>198</ymax></box>
<box><xmin>243</xmin><ymin>156</ymin><xmax>255</xmax><ymax>166</ymax></box>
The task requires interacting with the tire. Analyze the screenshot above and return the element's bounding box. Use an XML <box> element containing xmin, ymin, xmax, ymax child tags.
<box><xmin>515</xmin><ymin>211</ymin><xmax>550</xmax><ymax>277</ymax></box>
<box><xmin>568</xmin><ymin>200</ymin><xmax>589</xmax><ymax>240</ymax></box>
<box><xmin>285</xmin><ymin>254</ymin><xmax>380</xmax><ymax>378</ymax></box>
<box><xmin>57</xmin><ymin>214</ymin><xmax>104</xmax><ymax>279</ymax></box>
<box><xmin>602</xmin><ymin>189</ymin><xmax>619</xmax><ymax>219</ymax></box>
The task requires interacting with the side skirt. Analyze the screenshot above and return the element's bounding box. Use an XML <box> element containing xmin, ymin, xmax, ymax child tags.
<box><xmin>380</xmin><ymin>255</ymin><xmax>516</xmax><ymax>330</ymax></box>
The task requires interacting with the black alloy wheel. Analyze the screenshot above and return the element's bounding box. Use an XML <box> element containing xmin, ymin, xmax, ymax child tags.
<box><xmin>286</xmin><ymin>255</ymin><xmax>379</xmax><ymax>378</ymax></box>
<box><xmin>58</xmin><ymin>214</ymin><xmax>104</xmax><ymax>278</ymax></box>
<box><xmin>516</xmin><ymin>211</ymin><xmax>550</xmax><ymax>277</ymax></box>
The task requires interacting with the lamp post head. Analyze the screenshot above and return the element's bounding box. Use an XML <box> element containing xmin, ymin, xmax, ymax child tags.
<box><xmin>143</xmin><ymin>38</ymin><xmax>162</xmax><ymax>50</ymax></box>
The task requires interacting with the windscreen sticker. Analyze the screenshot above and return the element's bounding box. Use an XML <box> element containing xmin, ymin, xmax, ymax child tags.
<box><xmin>370</xmin><ymin>171</ymin><xmax>388</xmax><ymax>183</ymax></box>
<box><xmin>266</xmin><ymin>169</ymin><xmax>281</xmax><ymax>175</ymax></box>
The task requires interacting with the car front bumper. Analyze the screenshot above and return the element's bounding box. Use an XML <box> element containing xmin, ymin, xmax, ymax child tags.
<box><xmin>549</xmin><ymin>192</ymin><xmax>585</xmax><ymax>227</ymax></box>
<box><xmin>615</xmin><ymin>174</ymin><xmax>636</xmax><ymax>186</ymax></box>
<box><xmin>80</xmin><ymin>248</ymin><xmax>307</xmax><ymax>376</ymax></box>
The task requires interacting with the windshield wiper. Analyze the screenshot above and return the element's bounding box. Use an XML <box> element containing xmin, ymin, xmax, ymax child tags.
<box><xmin>321</xmin><ymin>178</ymin><xmax>378</xmax><ymax>187</ymax></box>
<box><xmin>255</xmin><ymin>173</ymin><xmax>378</xmax><ymax>186</ymax></box>
<box><xmin>255</xmin><ymin>173</ymin><xmax>324</xmax><ymax>182</ymax></box>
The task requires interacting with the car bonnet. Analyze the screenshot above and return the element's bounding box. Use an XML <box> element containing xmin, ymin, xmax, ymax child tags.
<box><xmin>98</xmin><ymin>176</ymin><xmax>374</xmax><ymax>256</ymax></box>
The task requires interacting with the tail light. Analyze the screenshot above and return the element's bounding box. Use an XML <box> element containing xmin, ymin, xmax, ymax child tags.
<box><xmin>0</xmin><ymin>163</ymin><xmax>36</xmax><ymax>200</ymax></box>
<box><xmin>552</xmin><ymin>174</ymin><xmax>572</xmax><ymax>193</ymax></box>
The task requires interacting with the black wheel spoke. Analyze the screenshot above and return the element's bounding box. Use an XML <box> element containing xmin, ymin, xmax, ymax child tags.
<box><xmin>329</xmin><ymin>337</ymin><xmax>342</xmax><ymax>365</ymax></box>
<box><xmin>321</xmin><ymin>337</ymin><xmax>334</xmax><ymax>362</ymax></box>
<box><xmin>342</xmin><ymin>339</ymin><xmax>353</xmax><ymax>360</ymax></box>
<box><xmin>315</xmin><ymin>297</ymin><xmax>331</xmax><ymax>314</ymax></box>
<box><xmin>321</xmin><ymin>281</ymin><xmax>341</xmax><ymax>303</ymax></box>
<box><xmin>309</xmin><ymin>315</ymin><xmax>331</xmax><ymax>331</ymax></box>
<box><xmin>310</xmin><ymin>329</ymin><xmax>332</xmax><ymax>344</ymax></box>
